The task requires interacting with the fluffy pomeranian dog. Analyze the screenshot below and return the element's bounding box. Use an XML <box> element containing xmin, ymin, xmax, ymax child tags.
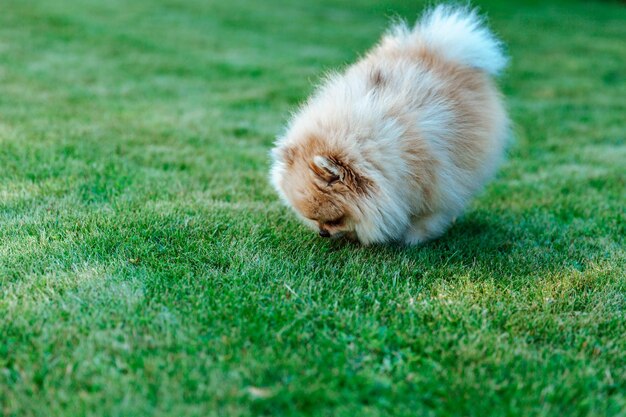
<box><xmin>270</xmin><ymin>5</ymin><xmax>509</xmax><ymax>245</ymax></box>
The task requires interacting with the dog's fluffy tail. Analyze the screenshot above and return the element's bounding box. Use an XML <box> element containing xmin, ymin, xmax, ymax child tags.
<box><xmin>388</xmin><ymin>5</ymin><xmax>507</xmax><ymax>76</ymax></box>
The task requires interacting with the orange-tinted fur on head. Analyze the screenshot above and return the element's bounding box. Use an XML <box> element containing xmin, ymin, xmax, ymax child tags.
<box><xmin>273</xmin><ymin>136</ymin><xmax>371</xmax><ymax>238</ymax></box>
<box><xmin>271</xmin><ymin>5</ymin><xmax>509</xmax><ymax>245</ymax></box>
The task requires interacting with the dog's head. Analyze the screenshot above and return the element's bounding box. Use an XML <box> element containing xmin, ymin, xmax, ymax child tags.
<box><xmin>271</xmin><ymin>139</ymin><xmax>374</xmax><ymax>241</ymax></box>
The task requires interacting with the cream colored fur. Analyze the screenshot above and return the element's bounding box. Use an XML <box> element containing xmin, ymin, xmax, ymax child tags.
<box><xmin>271</xmin><ymin>5</ymin><xmax>509</xmax><ymax>245</ymax></box>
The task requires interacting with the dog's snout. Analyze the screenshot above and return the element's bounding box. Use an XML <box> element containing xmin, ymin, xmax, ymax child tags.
<box><xmin>319</xmin><ymin>229</ymin><xmax>331</xmax><ymax>238</ymax></box>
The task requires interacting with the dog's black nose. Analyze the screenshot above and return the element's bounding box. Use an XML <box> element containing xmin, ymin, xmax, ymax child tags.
<box><xmin>319</xmin><ymin>229</ymin><xmax>331</xmax><ymax>238</ymax></box>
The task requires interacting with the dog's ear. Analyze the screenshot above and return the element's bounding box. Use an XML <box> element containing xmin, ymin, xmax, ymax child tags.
<box><xmin>312</xmin><ymin>155</ymin><xmax>342</xmax><ymax>183</ymax></box>
<box><xmin>311</xmin><ymin>155</ymin><xmax>372</xmax><ymax>193</ymax></box>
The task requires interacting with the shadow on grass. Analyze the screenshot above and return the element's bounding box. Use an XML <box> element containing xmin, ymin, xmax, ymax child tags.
<box><xmin>307</xmin><ymin>208</ymin><xmax>593</xmax><ymax>282</ymax></box>
<box><xmin>430</xmin><ymin>215</ymin><xmax>517</xmax><ymax>257</ymax></box>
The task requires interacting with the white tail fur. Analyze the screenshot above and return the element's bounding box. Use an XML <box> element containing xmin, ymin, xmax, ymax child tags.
<box><xmin>389</xmin><ymin>5</ymin><xmax>507</xmax><ymax>75</ymax></box>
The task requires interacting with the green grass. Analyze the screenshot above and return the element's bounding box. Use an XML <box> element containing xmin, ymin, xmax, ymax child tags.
<box><xmin>1</xmin><ymin>0</ymin><xmax>625</xmax><ymax>415</ymax></box>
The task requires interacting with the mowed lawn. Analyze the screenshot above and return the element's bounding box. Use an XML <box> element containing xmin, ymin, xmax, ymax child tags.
<box><xmin>1</xmin><ymin>0</ymin><xmax>625</xmax><ymax>415</ymax></box>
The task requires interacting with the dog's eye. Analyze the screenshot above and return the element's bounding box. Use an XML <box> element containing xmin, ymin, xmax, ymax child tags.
<box><xmin>326</xmin><ymin>216</ymin><xmax>344</xmax><ymax>227</ymax></box>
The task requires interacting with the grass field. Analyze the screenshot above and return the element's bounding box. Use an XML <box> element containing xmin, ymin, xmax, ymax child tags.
<box><xmin>1</xmin><ymin>0</ymin><xmax>625</xmax><ymax>415</ymax></box>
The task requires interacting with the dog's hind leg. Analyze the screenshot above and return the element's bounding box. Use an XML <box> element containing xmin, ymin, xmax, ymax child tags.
<box><xmin>403</xmin><ymin>211</ymin><xmax>454</xmax><ymax>245</ymax></box>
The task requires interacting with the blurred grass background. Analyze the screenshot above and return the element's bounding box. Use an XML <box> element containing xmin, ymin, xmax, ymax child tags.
<box><xmin>0</xmin><ymin>0</ymin><xmax>625</xmax><ymax>416</ymax></box>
